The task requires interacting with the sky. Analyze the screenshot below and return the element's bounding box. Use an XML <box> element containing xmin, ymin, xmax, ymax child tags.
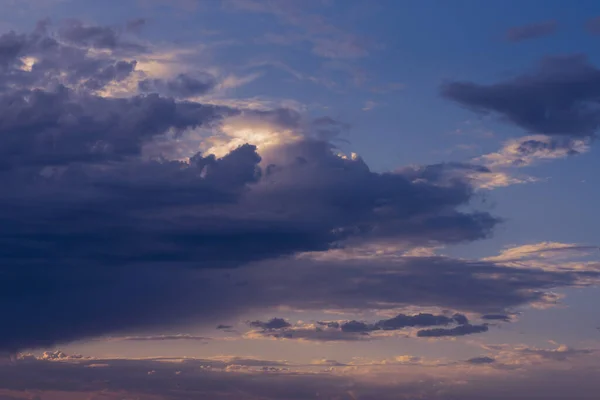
<box><xmin>1</xmin><ymin>0</ymin><xmax>600</xmax><ymax>399</ymax></box>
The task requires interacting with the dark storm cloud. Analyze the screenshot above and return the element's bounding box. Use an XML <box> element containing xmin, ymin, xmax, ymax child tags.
<box><xmin>506</xmin><ymin>20</ymin><xmax>558</xmax><ymax>42</ymax></box>
<box><xmin>0</xmin><ymin>128</ymin><xmax>504</xmax><ymax>351</ymax></box>
<box><xmin>0</xmin><ymin>88</ymin><xmax>232</xmax><ymax>168</ymax></box>
<box><xmin>416</xmin><ymin>324</ymin><xmax>489</xmax><ymax>338</ymax></box>
<box><xmin>138</xmin><ymin>73</ymin><xmax>217</xmax><ymax>98</ymax></box>
<box><xmin>441</xmin><ymin>54</ymin><xmax>600</xmax><ymax>137</ymax></box>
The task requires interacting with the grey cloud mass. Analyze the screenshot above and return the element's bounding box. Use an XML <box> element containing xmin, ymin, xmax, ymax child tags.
<box><xmin>0</xmin><ymin>22</ymin><xmax>505</xmax><ymax>351</ymax></box>
<box><xmin>441</xmin><ymin>54</ymin><xmax>600</xmax><ymax>137</ymax></box>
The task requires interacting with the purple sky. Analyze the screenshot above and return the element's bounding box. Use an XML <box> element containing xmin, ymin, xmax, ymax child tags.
<box><xmin>1</xmin><ymin>1</ymin><xmax>600</xmax><ymax>399</ymax></box>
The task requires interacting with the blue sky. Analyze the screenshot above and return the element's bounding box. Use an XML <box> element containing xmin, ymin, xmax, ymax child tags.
<box><xmin>1</xmin><ymin>1</ymin><xmax>600</xmax><ymax>399</ymax></box>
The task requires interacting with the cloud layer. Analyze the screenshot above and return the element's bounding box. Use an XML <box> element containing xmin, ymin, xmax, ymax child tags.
<box><xmin>0</xmin><ymin>21</ymin><xmax>503</xmax><ymax>351</ymax></box>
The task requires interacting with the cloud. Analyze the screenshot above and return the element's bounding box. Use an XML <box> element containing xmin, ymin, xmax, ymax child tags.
<box><xmin>102</xmin><ymin>334</ymin><xmax>212</xmax><ymax>342</ymax></box>
<box><xmin>248</xmin><ymin>324</ymin><xmax>372</xmax><ymax>342</ymax></box>
<box><xmin>483</xmin><ymin>242</ymin><xmax>600</xmax><ymax>273</ymax></box>
<box><xmin>506</xmin><ymin>20</ymin><xmax>558</xmax><ymax>42</ymax></box>
<box><xmin>245</xmin><ymin>313</ymin><xmax>492</xmax><ymax>342</ymax></box>
<box><xmin>478</xmin><ymin>134</ymin><xmax>590</xmax><ymax>168</ymax></box>
<box><xmin>466</xmin><ymin>356</ymin><xmax>495</xmax><ymax>364</ymax></box>
<box><xmin>2</xmin><ymin>347</ymin><xmax>600</xmax><ymax>400</ymax></box>
<box><xmin>481</xmin><ymin>314</ymin><xmax>511</xmax><ymax>322</ymax></box>
<box><xmin>441</xmin><ymin>54</ymin><xmax>600</xmax><ymax>137</ymax></box>
<box><xmin>2</xmin><ymin>21</ymin><xmax>598</xmax><ymax>357</ymax></box>
<box><xmin>416</xmin><ymin>324</ymin><xmax>489</xmax><ymax>338</ymax></box>
<box><xmin>470</xmin><ymin>134</ymin><xmax>591</xmax><ymax>189</ymax></box>
<box><xmin>138</xmin><ymin>72</ymin><xmax>217</xmax><ymax>98</ymax></box>
<box><xmin>248</xmin><ymin>318</ymin><xmax>291</xmax><ymax>330</ymax></box>
<box><xmin>518</xmin><ymin>345</ymin><xmax>595</xmax><ymax>362</ymax></box>
<box><xmin>0</xmin><ymin>22</ymin><xmax>508</xmax><ymax>352</ymax></box>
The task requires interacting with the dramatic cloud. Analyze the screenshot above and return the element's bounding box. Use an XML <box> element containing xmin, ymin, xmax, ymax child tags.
<box><xmin>506</xmin><ymin>20</ymin><xmax>558</xmax><ymax>42</ymax></box>
<box><xmin>0</xmin><ymin>22</ymin><xmax>505</xmax><ymax>351</ymax></box>
<box><xmin>441</xmin><ymin>54</ymin><xmax>600</xmax><ymax>137</ymax></box>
